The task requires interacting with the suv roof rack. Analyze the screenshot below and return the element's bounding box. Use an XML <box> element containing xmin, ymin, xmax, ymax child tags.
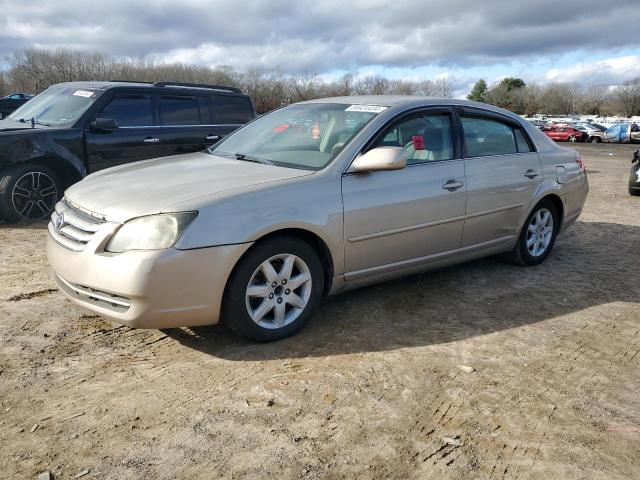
<box><xmin>108</xmin><ymin>79</ymin><xmax>153</xmax><ymax>84</ymax></box>
<box><xmin>152</xmin><ymin>81</ymin><xmax>242</xmax><ymax>94</ymax></box>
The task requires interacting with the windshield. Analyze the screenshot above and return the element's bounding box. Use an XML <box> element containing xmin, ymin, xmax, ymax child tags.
<box><xmin>210</xmin><ymin>103</ymin><xmax>385</xmax><ymax>170</ymax></box>
<box><xmin>8</xmin><ymin>85</ymin><xmax>101</xmax><ymax>127</ymax></box>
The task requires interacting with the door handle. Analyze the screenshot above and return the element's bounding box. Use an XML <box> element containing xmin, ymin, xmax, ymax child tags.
<box><xmin>524</xmin><ymin>169</ymin><xmax>540</xmax><ymax>178</ymax></box>
<box><xmin>143</xmin><ymin>137</ymin><xmax>160</xmax><ymax>143</ymax></box>
<box><xmin>442</xmin><ymin>179</ymin><xmax>464</xmax><ymax>190</ymax></box>
<box><xmin>206</xmin><ymin>135</ymin><xmax>220</xmax><ymax>141</ymax></box>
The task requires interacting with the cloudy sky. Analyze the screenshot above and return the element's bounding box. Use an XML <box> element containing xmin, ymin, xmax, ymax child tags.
<box><xmin>2</xmin><ymin>0</ymin><xmax>639</xmax><ymax>95</ymax></box>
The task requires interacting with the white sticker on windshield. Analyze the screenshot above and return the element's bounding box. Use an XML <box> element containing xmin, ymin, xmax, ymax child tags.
<box><xmin>345</xmin><ymin>104</ymin><xmax>387</xmax><ymax>113</ymax></box>
<box><xmin>73</xmin><ymin>90</ymin><xmax>95</xmax><ymax>98</ymax></box>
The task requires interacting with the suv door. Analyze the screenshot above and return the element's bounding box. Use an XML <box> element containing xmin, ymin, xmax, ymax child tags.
<box><xmin>342</xmin><ymin>108</ymin><xmax>466</xmax><ymax>279</ymax></box>
<box><xmin>85</xmin><ymin>93</ymin><xmax>165</xmax><ymax>172</ymax></box>
<box><xmin>458</xmin><ymin>108</ymin><xmax>542</xmax><ymax>248</ymax></box>
<box><xmin>155</xmin><ymin>94</ymin><xmax>215</xmax><ymax>155</ymax></box>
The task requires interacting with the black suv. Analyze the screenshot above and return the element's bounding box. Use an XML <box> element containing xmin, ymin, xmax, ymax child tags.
<box><xmin>0</xmin><ymin>93</ymin><xmax>34</xmax><ymax>118</ymax></box>
<box><xmin>0</xmin><ymin>81</ymin><xmax>256</xmax><ymax>221</ymax></box>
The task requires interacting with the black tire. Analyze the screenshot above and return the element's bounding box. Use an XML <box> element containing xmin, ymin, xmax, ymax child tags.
<box><xmin>591</xmin><ymin>136</ymin><xmax>601</xmax><ymax>144</ymax></box>
<box><xmin>221</xmin><ymin>236</ymin><xmax>324</xmax><ymax>342</ymax></box>
<box><xmin>0</xmin><ymin>163</ymin><xmax>61</xmax><ymax>223</ymax></box>
<box><xmin>630</xmin><ymin>174</ymin><xmax>640</xmax><ymax>196</ymax></box>
<box><xmin>509</xmin><ymin>199</ymin><xmax>559</xmax><ymax>266</ymax></box>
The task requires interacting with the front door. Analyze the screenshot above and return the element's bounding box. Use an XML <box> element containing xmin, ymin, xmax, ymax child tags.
<box><xmin>85</xmin><ymin>93</ymin><xmax>165</xmax><ymax>172</ymax></box>
<box><xmin>458</xmin><ymin>108</ymin><xmax>543</xmax><ymax>247</ymax></box>
<box><xmin>342</xmin><ymin>108</ymin><xmax>466</xmax><ymax>279</ymax></box>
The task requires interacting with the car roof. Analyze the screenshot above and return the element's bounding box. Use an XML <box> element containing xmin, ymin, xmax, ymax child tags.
<box><xmin>300</xmin><ymin>95</ymin><xmax>522</xmax><ymax>115</ymax></box>
<box><xmin>50</xmin><ymin>81</ymin><xmax>247</xmax><ymax>96</ymax></box>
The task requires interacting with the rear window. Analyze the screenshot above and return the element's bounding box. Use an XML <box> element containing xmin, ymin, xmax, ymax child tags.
<box><xmin>461</xmin><ymin>116</ymin><xmax>517</xmax><ymax>157</ymax></box>
<box><xmin>212</xmin><ymin>95</ymin><xmax>254</xmax><ymax>124</ymax></box>
<box><xmin>159</xmin><ymin>96</ymin><xmax>201</xmax><ymax>125</ymax></box>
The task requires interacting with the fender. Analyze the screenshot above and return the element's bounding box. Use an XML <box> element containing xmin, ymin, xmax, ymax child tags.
<box><xmin>0</xmin><ymin>127</ymin><xmax>86</xmax><ymax>179</ymax></box>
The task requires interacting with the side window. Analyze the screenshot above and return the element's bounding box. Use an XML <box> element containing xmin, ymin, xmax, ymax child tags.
<box><xmin>461</xmin><ymin>116</ymin><xmax>518</xmax><ymax>157</ymax></box>
<box><xmin>159</xmin><ymin>96</ymin><xmax>201</xmax><ymax>125</ymax></box>
<box><xmin>514</xmin><ymin>129</ymin><xmax>533</xmax><ymax>153</ymax></box>
<box><xmin>98</xmin><ymin>95</ymin><xmax>153</xmax><ymax>127</ymax></box>
<box><xmin>371</xmin><ymin>112</ymin><xmax>454</xmax><ymax>164</ymax></box>
<box><xmin>211</xmin><ymin>95</ymin><xmax>254</xmax><ymax>124</ymax></box>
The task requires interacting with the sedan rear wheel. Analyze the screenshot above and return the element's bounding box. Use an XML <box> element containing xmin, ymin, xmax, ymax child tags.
<box><xmin>223</xmin><ymin>236</ymin><xmax>324</xmax><ymax>342</ymax></box>
<box><xmin>568</xmin><ymin>135</ymin><xmax>577</xmax><ymax>142</ymax></box>
<box><xmin>509</xmin><ymin>200</ymin><xmax>558</xmax><ymax>266</ymax></box>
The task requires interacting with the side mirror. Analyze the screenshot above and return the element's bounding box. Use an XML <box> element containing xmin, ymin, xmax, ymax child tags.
<box><xmin>348</xmin><ymin>146</ymin><xmax>407</xmax><ymax>173</ymax></box>
<box><xmin>91</xmin><ymin>117</ymin><xmax>119</xmax><ymax>132</ymax></box>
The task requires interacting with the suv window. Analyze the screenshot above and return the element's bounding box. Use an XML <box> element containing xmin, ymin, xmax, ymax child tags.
<box><xmin>159</xmin><ymin>95</ymin><xmax>201</xmax><ymax>125</ymax></box>
<box><xmin>461</xmin><ymin>115</ymin><xmax>531</xmax><ymax>157</ymax></box>
<box><xmin>212</xmin><ymin>95</ymin><xmax>254</xmax><ymax>124</ymax></box>
<box><xmin>98</xmin><ymin>95</ymin><xmax>153</xmax><ymax>127</ymax></box>
<box><xmin>372</xmin><ymin>111</ymin><xmax>454</xmax><ymax>164</ymax></box>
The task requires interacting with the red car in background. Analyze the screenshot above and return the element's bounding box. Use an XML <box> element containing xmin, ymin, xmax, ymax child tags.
<box><xmin>543</xmin><ymin>126</ymin><xmax>587</xmax><ymax>142</ymax></box>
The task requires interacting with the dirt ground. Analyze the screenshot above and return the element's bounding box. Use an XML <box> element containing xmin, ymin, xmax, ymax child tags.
<box><xmin>1</xmin><ymin>143</ymin><xmax>639</xmax><ymax>480</ymax></box>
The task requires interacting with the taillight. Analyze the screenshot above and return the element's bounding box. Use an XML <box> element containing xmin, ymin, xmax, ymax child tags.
<box><xmin>575</xmin><ymin>153</ymin><xmax>586</xmax><ymax>172</ymax></box>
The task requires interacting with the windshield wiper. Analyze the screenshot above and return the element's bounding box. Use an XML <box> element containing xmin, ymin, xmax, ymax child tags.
<box><xmin>32</xmin><ymin>119</ymin><xmax>51</xmax><ymax>127</ymax></box>
<box><xmin>233</xmin><ymin>152</ymin><xmax>274</xmax><ymax>165</ymax></box>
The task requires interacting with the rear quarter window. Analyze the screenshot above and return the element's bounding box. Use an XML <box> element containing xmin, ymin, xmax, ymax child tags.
<box><xmin>211</xmin><ymin>95</ymin><xmax>254</xmax><ymax>124</ymax></box>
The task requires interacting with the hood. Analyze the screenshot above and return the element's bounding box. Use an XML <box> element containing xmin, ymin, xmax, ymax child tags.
<box><xmin>65</xmin><ymin>152</ymin><xmax>314</xmax><ymax>222</ymax></box>
<box><xmin>0</xmin><ymin>117</ymin><xmax>59</xmax><ymax>133</ymax></box>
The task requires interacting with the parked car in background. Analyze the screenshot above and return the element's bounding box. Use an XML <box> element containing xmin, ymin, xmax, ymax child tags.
<box><xmin>47</xmin><ymin>96</ymin><xmax>589</xmax><ymax>341</ymax></box>
<box><xmin>0</xmin><ymin>81</ymin><xmax>255</xmax><ymax>222</ymax></box>
<box><xmin>603</xmin><ymin>123</ymin><xmax>640</xmax><ymax>143</ymax></box>
<box><xmin>630</xmin><ymin>150</ymin><xmax>640</xmax><ymax>196</ymax></box>
<box><xmin>543</xmin><ymin>126</ymin><xmax>587</xmax><ymax>142</ymax></box>
<box><xmin>0</xmin><ymin>93</ymin><xmax>34</xmax><ymax>118</ymax></box>
<box><xmin>572</xmin><ymin>122</ymin><xmax>605</xmax><ymax>143</ymax></box>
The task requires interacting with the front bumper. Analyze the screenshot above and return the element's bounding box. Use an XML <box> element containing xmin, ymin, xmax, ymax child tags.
<box><xmin>47</xmin><ymin>232</ymin><xmax>251</xmax><ymax>329</ymax></box>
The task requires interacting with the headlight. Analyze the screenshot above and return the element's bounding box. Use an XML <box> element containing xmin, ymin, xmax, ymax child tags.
<box><xmin>105</xmin><ymin>212</ymin><xmax>197</xmax><ymax>253</ymax></box>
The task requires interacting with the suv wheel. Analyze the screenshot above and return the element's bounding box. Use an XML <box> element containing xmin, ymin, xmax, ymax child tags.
<box><xmin>222</xmin><ymin>236</ymin><xmax>324</xmax><ymax>342</ymax></box>
<box><xmin>0</xmin><ymin>164</ymin><xmax>61</xmax><ymax>222</ymax></box>
<box><xmin>509</xmin><ymin>200</ymin><xmax>559</xmax><ymax>266</ymax></box>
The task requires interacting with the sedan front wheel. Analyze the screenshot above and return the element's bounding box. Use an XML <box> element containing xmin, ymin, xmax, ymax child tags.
<box><xmin>222</xmin><ymin>236</ymin><xmax>324</xmax><ymax>342</ymax></box>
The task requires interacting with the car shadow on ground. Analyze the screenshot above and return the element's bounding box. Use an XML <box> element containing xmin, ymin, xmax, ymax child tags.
<box><xmin>162</xmin><ymin>220</ymin><xmax>639</xmax><ymax>360</ymax></box>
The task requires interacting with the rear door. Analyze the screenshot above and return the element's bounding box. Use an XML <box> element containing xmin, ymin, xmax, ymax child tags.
<box><xmin>342</xmin><ymin>107</ymin><xmax>466</xmax><ymax>278</ymax></box>
<box><xmin>458</xmin><ymin>108</ymin><xmax>542</xmax><ymax>248</ymax></box>
<box><xmin>85</xmin><ymin>92</ymin><xmax>166</xmax><ymax>172</ymax></box>
<box><xmin>155</xmin><ymin>94</ymin><xmax>212</xmax><ymax>155</ymax></box>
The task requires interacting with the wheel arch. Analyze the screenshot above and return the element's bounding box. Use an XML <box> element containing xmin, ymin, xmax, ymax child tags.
<box><xmin>525</xmin><ymin>192</ymin><xmax>565</xmax><ymax>232</ymax></box>
<box><xmin>28</xmin><ymin>155</ymin><xmax>85</xmax><ymax>190</ymax></box>
<box><xmin>225</xmin><ymin>227</ymin><xmax>335</xmax><ymax>298</ymax></box>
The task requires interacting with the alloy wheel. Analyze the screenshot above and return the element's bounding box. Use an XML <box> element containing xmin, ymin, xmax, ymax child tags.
<box><xmin>526</xmin><ymin>208</ymin><xmax>554</xmax><ymax>257</ymax></box>
<box><xmin>245</xmin><ymin>253</ymin><xmax>312</xmax><ymax>329</ymax></box>
<box><xmin>11</xmin><ymin>171</ymin><xmax>58</xmax><ymax>219</ymax></box>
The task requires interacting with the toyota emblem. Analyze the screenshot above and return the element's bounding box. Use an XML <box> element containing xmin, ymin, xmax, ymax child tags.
<box><xmin>55</xmin><ymin>213</ymin><xmax>65</xmax><ymax>231</ymax></box>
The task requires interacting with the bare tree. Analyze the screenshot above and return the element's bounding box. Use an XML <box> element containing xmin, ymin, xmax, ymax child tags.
<box><xmin>580</xmin><ymin>84</ymin><xmax>609</xmax><ymax>115</ymax></box>
<box><xmin>614</xmin><ymin>78</ymin><xmax>640</xmax><ymax>117</ymax></box>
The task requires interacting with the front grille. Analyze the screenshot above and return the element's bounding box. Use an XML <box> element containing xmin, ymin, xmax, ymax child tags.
<box><xmin>48</xmin><ymin>200</ymin><xmax>105</xmax><ymax>252</ymax></box>
<box><xmin>54</xmin><ymin>274</ymin><xmax>131</xmax><ymax>312</ymax></box>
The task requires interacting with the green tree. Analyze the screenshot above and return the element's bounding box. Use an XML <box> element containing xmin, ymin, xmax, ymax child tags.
<box><xmin>499</xmin><ymin>77</ymin><xmax>526</xmax><ymax>91</ymax></box>
<box><xmin>467</xmin><ymin>79</ymin><xmax>488</xmax><ymax>102</ymax></box>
